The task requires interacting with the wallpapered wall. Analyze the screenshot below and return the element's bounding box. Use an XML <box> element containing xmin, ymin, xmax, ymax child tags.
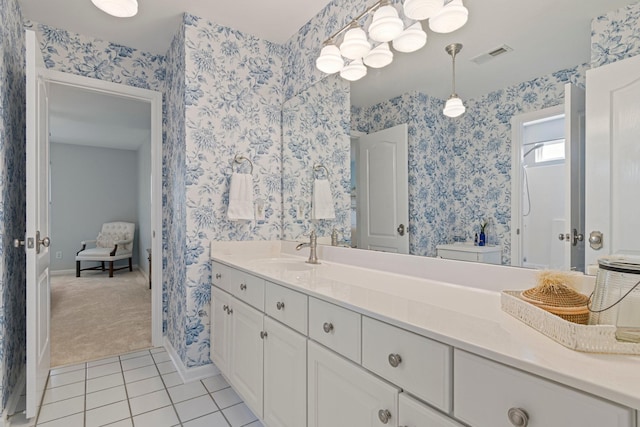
<box><xmin>180</xmin><ymin>14</ymin><xmax>285</xmax><ymax>366</ymax></box>
<box><xmin>282</xmin><ymin>74</ymin><xmax>351</xmax><ymax>242</ymax></box>
<box><xmin>0</xmin><ymin>0</ymin><xmax>26</xmax><ymax>411</ymax></box>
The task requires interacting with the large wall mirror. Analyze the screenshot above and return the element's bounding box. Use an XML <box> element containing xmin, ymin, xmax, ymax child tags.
<box><xmin>282</xmin><ymin>0</ymin><xmax>637</xmax><ymax>272</ymax></box>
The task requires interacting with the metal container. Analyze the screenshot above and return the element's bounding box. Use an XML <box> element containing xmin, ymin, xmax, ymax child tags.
<box><xmin>589</xmin><ymin>256</ymin><xmax>640</xmax><ymax>342</ymax></box>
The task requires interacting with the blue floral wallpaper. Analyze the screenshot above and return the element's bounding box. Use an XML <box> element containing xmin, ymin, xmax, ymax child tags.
<box><xmin>182</xmin><ymin>14</ymin><xmax>284</xmax><ymax>367</ymax></box>
<box><xmin>282</xmin><ymin>75</ymin><xmax>351</xmax><ymax>243</ymax></box>
<box><xmin>0</xmin><ymin>0</ymin><xmax>26</xmax><ymax>411</ymax></box>
<box><xmin>591</xmin><ymin>1</ymin><xmax>640</xmax><ymax>67</ymax></box>
<box><xmin>352</xmin><ymin>64</ymin><xmax>588</xmax><ymax>263</ymax></box>
<box><xmin>163</xmin><ymin>21</ymin><xmax>188</xmax><ymax>365</ymax></box>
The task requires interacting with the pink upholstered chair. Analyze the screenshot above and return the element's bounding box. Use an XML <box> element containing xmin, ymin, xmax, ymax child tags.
<box><xmin>75</xmin><ymin>222</ymin><xmax>135</xmax><ymax>277</ymax></box>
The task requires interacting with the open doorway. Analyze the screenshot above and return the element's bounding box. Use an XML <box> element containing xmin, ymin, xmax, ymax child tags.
<box><xmin>42</xmin><ymin>70</ymin><xmax>163</xmax><ymax>367</ymax></box>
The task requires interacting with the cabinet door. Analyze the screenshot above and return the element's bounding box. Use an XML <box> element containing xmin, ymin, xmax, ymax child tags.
<box><xmin>308</xmin><ymin>341</ymin><xmax>399</xmax><ymax>427</ymax></box>
<box><xmin>398</xmin><ymin>393</ymin><xmax>462</xmax><ymax>427</ymax></box>
<box><xmin>210</xmin><ymin>287</ymin><xmax>230</xmax><ymax>373</ymax></box>
<box><xmin>230</xmin><ymin>298</ymin><xmax>264</xmax><ymax>418</ymax></box>
<box><xmin>264</xmin><ymin>317</ymin><xmax>307</xmax><ymax>427</ymax></box>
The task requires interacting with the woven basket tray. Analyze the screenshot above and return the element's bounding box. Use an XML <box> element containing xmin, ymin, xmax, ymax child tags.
<box><xmin>501</xmin><ymin>290</ymin><xmax>640</xmax><ymax>355</ymax></box>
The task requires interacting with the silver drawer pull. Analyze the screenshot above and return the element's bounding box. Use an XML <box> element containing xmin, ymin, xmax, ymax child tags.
<box><xmin>222</xmin><ymin>304</ymin><xmax>228</xmax><ymax>313</ymax></box>
<box><xmin>276</xmin><ymin>301</ymin><xmax>285</xmax><ymax>310</ymax></box>
<box><xmin>260</xmin><ymin>331</ymin><xmax>268</xmax><ymax>339</ymax></box>
<box><xmin>323</xmin><ymin>322</ymin><xmax>334</xmax><ymax>333</ymax></box>
<box><xmin>507</xmin><ymin>407</ymin><xmax>529</xmax><ymax>427</ymax></box>
<box><xmin>240</xmin><ymin>283</ymin><xmax>247</xmax><ymax>291</ymax></box>
<box><xmin>378</xmin><ymin>409</ymin><xmax>391</xmax><ymax>424</ymax></box>
<box><xmin>227</xmin><ymin>307</ymin><xmax>233</xmax><ymax>315</ymax></box>
<box><xmin>215</xmin><ymin>273</ymin><xmax>222</xmax><ymax>279</ymax></box>
<box><xmin>388</xmin><ymin>353</ymin><xmax>402</xmax><ymax>368</ymax></box>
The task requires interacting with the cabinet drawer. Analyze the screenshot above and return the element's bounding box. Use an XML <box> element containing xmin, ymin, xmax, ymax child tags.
<box><xmin>212</xmin><ymin>262</ymin><xmax>239</xmax><ymax>294</ymax></box>
<box><xmin>362</xmin><ymin>317</ymin><xmax>452</xmax><ymax>412</ymax></box>
<box><xmin>230</xmin><ymin>270</ymin><xmax>265</xmax><ymax>311</ymax></box>
<box><xmin>309</xmin><ymin>297</ymin><xmax>361</xmax><ymax>363</ymax></box>
<box><xmin>454</xmin><ymin>350</ymin><xmax>635</xmax><ymax>427</ymax></box>
<box><xmin>265</xmin><ymin>281</ymin><xmax>308</xmax><ymax>335</ymax></box>
<box><xmin>437</xmin><ymin>249</ymin><xmax>478</xmax><ymax>262</ymax></box>
<box><xmin>399</xmin><ymin>393</ymin><xmax>462</xmax><ymax>427</ymax></box>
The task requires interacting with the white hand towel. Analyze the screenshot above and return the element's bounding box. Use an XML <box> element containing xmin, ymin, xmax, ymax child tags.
<box><xmin>312</xmin><ymin>179</ymin><xmax>335</xmax><ymax>220</ymax></box>
<box><xmin>227</xmin><ymin>173</ymin><xmax>254</xmax><ymax>221</ymax></box>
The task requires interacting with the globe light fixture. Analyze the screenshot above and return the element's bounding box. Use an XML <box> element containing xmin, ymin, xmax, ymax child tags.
<box><xmin>91</xmin><ymin>0</ymin><xmax>138</xmax><ymax>17</ymax></box>
<box><xmin>316</xmin><ymin>44</ymin><xmax>344</xmax><ymax>74</ymax></box>
<box><xmin>368</xmin><ymin>2</ymin><xmax>404</xmax><ymax>42</ymax></box>
<box><xmin>429</xmin><ymin>0</ymin><xmax>469</xmax><ymax>34</ymax></box>
<box><xmin>443</xmin><ymin>43</ymin><xmax>466</xmax><ymax>118</ymax></box>
<box><xmin>392</xmin><ymin>22</ymin><xmax>427</xmax><ymax>53</ymax></box>
<box><xmin>340</xmin><ymin>25</ymin><xmax>371</xmax><ymax>60</ymax></box>
<box><xmin>340</xmin><ymin>59</ymin><xmax>367</xmax><ymax>81</ymax></box>
<box><xmin>403</xmin><ymin>0</ymin><xmax>444</xmax><ymax>20</ymax></box>
<box><xmin>364</xmin><ymin>43</ymin><xmax>394</xmax><ymax>68</ymax></box>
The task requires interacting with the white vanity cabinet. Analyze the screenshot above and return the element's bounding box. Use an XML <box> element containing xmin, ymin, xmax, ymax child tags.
<box><xmin>308</xmin><ymin>341</ymin><xmax>399</xmax><ymax>427</ymax></box>
<box><xmin>263</xmin><ymin>316</ymin><xmax>307</xmax><ymax>427</ymax></box>
<box><xmin>398</xmin><ymin>393</ymin><xmax>463</xmax><ymax>427</ymax></box>
<box><xmin>453</xmin><ymin>350</ymin><xmax>635</xmax><ymax>427</ymax></box>
<box><xmin>210</xmin><ymin>287</ymin><xmax>231</xmax><ymax>373</ymax></box>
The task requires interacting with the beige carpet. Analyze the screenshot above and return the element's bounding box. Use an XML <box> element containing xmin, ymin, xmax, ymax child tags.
<box><xmin>51</xmin><ymin>270</ymin><xmax>152</xmax><ymax>367</ymax></box>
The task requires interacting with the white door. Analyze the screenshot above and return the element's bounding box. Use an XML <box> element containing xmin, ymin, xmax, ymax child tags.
<box><xmin>585</xmin><ymin>54</ymin><xmax>640</xmax><ymax>268</ymax></box>
<box><xmin>563</xmin><ymin>83</ymin><xmax>586</xmax><ymax>272</ymax></box>
<box><xmin>263</xmin><ymin>317</ymin><xmax>307</xmax><ymax>427</ymax></box>
<box><xmin>308</xmin><ymin>341</ymin><xmax>399</xmax><ymax>427</ymax></box>
<box><xmin>25</xmin><ymin>29</ymin><xmax>51</xmax><ymax>419</ymax></box>
<box><xmin>356</xmin><ymin>124</ymin><xmax>409</xmax><ymax>253</ymax></box>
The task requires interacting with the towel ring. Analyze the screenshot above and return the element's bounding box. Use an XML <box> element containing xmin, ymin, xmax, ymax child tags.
<box><xmin>233</xmin><ymin>154</ymin><xmax>254</xmax><ymax>174</ymax></box>
<box><xmin>313</xmin><ymin>164</ymin><xmax>329</xmax><ymax>179</ymax></box>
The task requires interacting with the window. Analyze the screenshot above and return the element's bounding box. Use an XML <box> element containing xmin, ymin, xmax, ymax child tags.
<box><xmin>534</xmin><ymin>138</ymin><xmax>565</xmax><ymax>163</ymax></box>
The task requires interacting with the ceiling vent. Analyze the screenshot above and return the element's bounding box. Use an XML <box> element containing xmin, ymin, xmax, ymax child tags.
<box><xmin>470</xmin><ymin>45</ymin><xmax>513</xmax><ymax>65</ymax></box>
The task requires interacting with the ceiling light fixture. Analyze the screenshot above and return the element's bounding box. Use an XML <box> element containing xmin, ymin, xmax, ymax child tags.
<box><xmin>315</xmin><ymin>0</ymin><xmax>468</xmax><ymax>82</ymax></box>
<box><xmin>443</xmin><ymin>43</ymin><xmax>466</xmax><ymax>118</ymax></box>
<box><xmin>91</xmin><ymin>0</ymin><xmax>138</xmax><ymax>17</ymax></box>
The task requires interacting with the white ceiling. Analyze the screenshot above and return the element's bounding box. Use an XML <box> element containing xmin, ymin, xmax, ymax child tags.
<box><xmin>48</xmin><ymin>83</ymin><xmax>150</xmax><ymax>150</ymax></box>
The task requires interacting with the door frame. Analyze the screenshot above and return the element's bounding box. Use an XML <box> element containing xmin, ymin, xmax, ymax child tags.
<box><xmin>41</xmin><ymin>68</ymin><xmax>164</xmax><ymax>346</ymax></box>
<box><xmin>510</xmin><ymin>104</ymin><xmax>564</xmax><ymax>267</ymax></box>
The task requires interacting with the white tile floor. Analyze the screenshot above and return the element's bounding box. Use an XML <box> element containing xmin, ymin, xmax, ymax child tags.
<box><xmin>9</xmin><ymin>348</ymin><xmax>264</xmax><ymax>427</ymax></box>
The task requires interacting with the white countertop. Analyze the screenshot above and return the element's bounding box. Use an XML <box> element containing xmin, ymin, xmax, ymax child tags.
<box><xmin>210</xmin><ymin>240</ymin><xmax>640</xmax><ymax>410</ymax></box>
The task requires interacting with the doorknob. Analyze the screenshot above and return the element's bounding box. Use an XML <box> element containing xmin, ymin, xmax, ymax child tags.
<box><xmin>35</xmin><ymin>231</ymin><xmax>50</xmax><ymax>254</ymax></box>
<box><xmin>397</xmin><ymin>224</ymin><xmax>405</xmax><ymax>236</ymax></box>
<box><xmin>14</xmin><ymin>239</ymin><xmax>25</xmax><ymax>248</ymax></box>
<box><xmin>589</xmin><ymin>231</ymin><xmax>603</xmax><ymax>250</ymax></box>
<box><xmin>571</xmin><ymin>228</ymin><xmax>584</xmax><ymax>246</ymax></box>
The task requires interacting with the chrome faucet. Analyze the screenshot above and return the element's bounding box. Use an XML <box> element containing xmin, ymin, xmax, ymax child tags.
<box><xmin>296</xmin><ymin>230</ymin><xmax>319</xmax><ymax>264</ymax></box>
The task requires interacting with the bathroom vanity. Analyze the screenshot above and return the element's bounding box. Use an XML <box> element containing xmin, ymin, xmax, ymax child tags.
<box><xmin>210</xmin><ymin>241</ymin><xmax>639</xmax><ymax>427</ymax></box>
<box><xmin>436</xmin><ymin>243</ymin><xmax>502</xmax><ymax>265</ymax></box>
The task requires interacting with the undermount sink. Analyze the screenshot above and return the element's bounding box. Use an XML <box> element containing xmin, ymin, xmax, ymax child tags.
<box><xmin>249</xmin><ymin>258</ymin><xmax>315</xmax><ymax>272</ymax></box>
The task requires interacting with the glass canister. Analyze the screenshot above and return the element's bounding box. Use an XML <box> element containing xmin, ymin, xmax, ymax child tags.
<box><xmin>588</xmin><ymin>256</ymin><xmax>640</xmax><ymax>342</ymax></box>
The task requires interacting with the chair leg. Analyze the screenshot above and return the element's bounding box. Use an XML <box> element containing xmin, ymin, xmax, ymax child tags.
<box><xmin>76</xmin><ymin>261</ymin><xmax>81</xmax><ymax>277</ymax></box>
<box><xmin>109</xmin><ymin>261</ymin><xmax>114</xmax><ymax>278</ymax></box>
<box><xmin>129</xmin><ymin>258</ymin><xmax>133</xmax><ymax>272</ymax></box>
<box><xmin>101</xmin><ymin>261</ymin><xmax>105</xmax><ymax>271</ymax></box>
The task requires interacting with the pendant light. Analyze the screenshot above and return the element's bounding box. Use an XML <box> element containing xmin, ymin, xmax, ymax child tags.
<box><xmin>340</xmin><ymin>59</ymin><xmax>367</xmax><ymax>81</ymax></box>
<box><xmin>368</xmin><ymin>1</ymin><xmax>404</xmax><ymax>42</ymax></box>
<box><xmin>429</xmin><ymin>0</ymin><xmax>468</xmax><ymax>34</ymax></box>
<box><xmin>403</xmin><ymin>0</ymin><xmax>444</xmax><ymax>20</ymax></box>
<box><xmin>392</xmin><ymin>22</ymin><xmax>427</xmax><ymax>53</ymax></box>
<box><xmin>316</xmin><ymin>44</ymin><xmax>344</xmax><ymax>74</ymax></box>
<box><xmin>443</xmin><ymin>43</ymin><xmax>466</xmax><ymax>118</ymax></box>
<box><xmin>91</xmin><ymin>0</ymin><xmax>138</xmax><ymax>17</ymax></box>
<box><xmin>364</xmin><ymin>43</ymin><xmax>394</xmax><ymax>68</ymax></box>
<box><xmin>340</xmin><ymin>25</ymin><xmax>371</xmax><ymax>60</ymax></box>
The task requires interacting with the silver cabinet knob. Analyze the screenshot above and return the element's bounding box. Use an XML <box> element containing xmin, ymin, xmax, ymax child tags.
<box><xmin>323</xmin><ymin>322</ymin><xmax>334</xmax><ymax>333</ymax></box>
<box><xmin>507</xmin><ymin>407</ymin><xmax>529</xmax><ymax>427</ymax></box>
<box><xmin>240</xmin><ymin>283</ymin><xmax>247</xmax><ymax>291</ymax></box>
<box><xmin>222</xmin><ymin>304</ymin><xmax>228</xmax><ymax>313</ymax></box>
<box><xmin>558</xmin><ymin>233</ymin><xmax>565</xmax><ymax>241</ymax></box>
<box><xmin>215</xmin><ymin>273</ymin><xmax>222</xmax><ymax>279</ymax></box>
<box><xmin>276</xmin><ymin>301</ymin><xmax>285</xmax><ymax>310</ymax></box>
<box><xmin>378</xmin><ymin>409</ymin><xmax>392</xmax><ymax>424</ymax></box>
<box><xmin>388</xmin><ymin>353</ymin><xmax>402</xmax><ymax>368</ymax></box>
<box><xmin>227</xmin><ymin>307</ymin><xmax>233</xmax><ymax>315</ymax></box>
<box><xmin>260</xmin><ymin>331</ymin><xmax>268</xmax><ymax>339</ymax></box>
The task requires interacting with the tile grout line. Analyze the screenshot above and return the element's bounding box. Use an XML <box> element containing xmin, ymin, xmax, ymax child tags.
<box><xmin>118</xmin><ymin>352</ymin><xmax>135</xmax><ymax>427</ymax></box>
<box><xmin>151</xmin><ymin>349</ymin><xmax>184</xmax><ymax>425</ymax></box>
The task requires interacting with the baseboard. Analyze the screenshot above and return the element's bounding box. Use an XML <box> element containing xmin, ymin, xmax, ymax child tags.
<box><xmin>163</xmin><ymin>337</ymin><xmax>219</xmax><ymax>383</ymax></box>
<box><xmin>3</xmin><ymin>368</ymin><xmax>28</xmax><ymax>427</ymax></box>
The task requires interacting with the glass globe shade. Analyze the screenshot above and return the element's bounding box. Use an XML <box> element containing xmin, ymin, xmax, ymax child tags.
<box><xmin>368</xmin><ymin>5</ymin><xmax>404</xmax><ymax>42</ymax></box>
<box><xmin>443</xmin><ymin>95</ymin><xmax>466</xmax><ymax>117</ymax></box>
<box><xmin>340</xmin><ymin>59</ymin><xmax>367</xmax><ymax>81</ymax></box>
<box><xmin>392</xmin><ymin>22</ymin><xmax>427</xmax><ymax>53</ymax></box>
<box><xmin>340</xmin><ymin>27</ymin><xmax>371</xmax><ymax>60</ymax></box>
<box><xmin>403</xmin><ymin>0</ymin><xmax>444</xmax><ymax>20</ymax></box>
<box><xmin>364</xmin><ymin>43</ymin><xmax>393</xmax><ymax>68</ymax></box>
<box><xmin>91</xmin><ymin>0</ymin><xmax>138</xmax><ymax>17</ymax></box>
<box><xmin>316</xmin><ymin>45</ymin><xmax>344</xmax><ymax>74</ymax></box>
<box><xmin>429</xmin><ymin>0</ymin><xmax>468</xmax><ymax>33</ymax></box>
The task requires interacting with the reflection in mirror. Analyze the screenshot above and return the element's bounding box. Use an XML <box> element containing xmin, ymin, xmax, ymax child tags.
<box><xmin>282</xmin><ymin>75</ymin><xmax>351</xmax><ymax>244</ymax></box>
<box><xmin>280</xmin><ymin>0</ymin><xmax>639</xmax><ymax>270</ymax></box>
